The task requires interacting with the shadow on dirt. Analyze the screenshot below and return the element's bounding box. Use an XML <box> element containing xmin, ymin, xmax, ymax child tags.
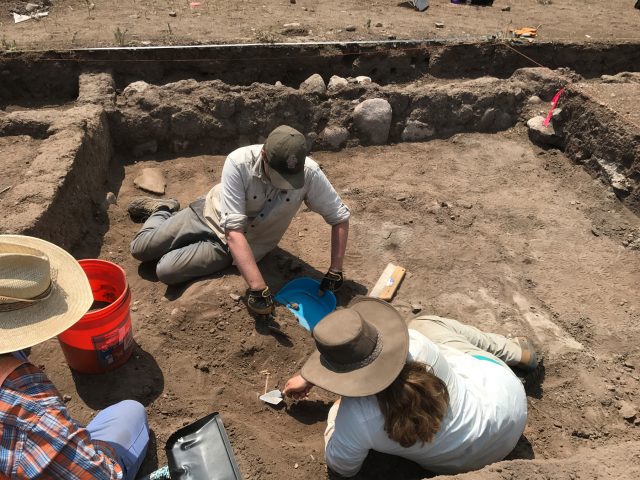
<box><xmin>286</xmin><ymin>399</ymin><xmax>334</xmax><ymax>426</ymax></box>
<box><xmin>136</xmin><ymin>429</ymin><xmax>160</xmax><ymax>478</ymax></box>
<box><xmin>71</xmin><ymin>343</ymin><xmax>164</xmax><ymax>409</ymax></box>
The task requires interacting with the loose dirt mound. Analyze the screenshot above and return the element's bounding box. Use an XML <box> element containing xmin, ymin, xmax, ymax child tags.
<box><xmin>29</xmin><ymin>130</ymin><xmax>640</xmax><ymax>479</ymax></box>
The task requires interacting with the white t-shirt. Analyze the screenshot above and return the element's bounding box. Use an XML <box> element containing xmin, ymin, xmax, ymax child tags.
<box><xmin>324</xmin><ymin>330</ymin><xmax>527</xmax><ymax>477</ymax></box>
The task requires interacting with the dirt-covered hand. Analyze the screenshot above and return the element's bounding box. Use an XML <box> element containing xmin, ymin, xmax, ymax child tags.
<box><xmin>247</xmin><ymin>287</ymin><xmax>275</xmax><ymax>316</ymax></box>
<box><xmin>319</xmin><ymin>269</ymin><xmax>344</xmax><ymax>294</ymax></box>
<box><xmin>283</xmin><ymin>374</ymin><xmax>313</xmax><ymax>399</ymax></box>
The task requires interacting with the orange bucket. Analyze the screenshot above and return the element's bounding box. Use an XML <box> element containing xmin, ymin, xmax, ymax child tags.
<box><xmin>58</xmin><ymin>259</ymin><xmax>134</xmax><ymax>374</ymax></box>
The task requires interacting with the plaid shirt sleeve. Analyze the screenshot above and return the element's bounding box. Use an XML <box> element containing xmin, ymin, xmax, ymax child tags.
<box><xmin>0</xmin><ymin>364</ymin><xmax>123</xmax><ymax>479</ymax></box>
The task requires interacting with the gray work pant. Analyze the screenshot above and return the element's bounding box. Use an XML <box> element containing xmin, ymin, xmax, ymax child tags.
<box><xmin>130</xmin><ymin>208</ymin><xmax>232</xmax><ymax>285</ymax></box>
<box><xmin>407</xmin><ymin>315</ymin><xmax>524</xmax><ymax>369</ymax></box>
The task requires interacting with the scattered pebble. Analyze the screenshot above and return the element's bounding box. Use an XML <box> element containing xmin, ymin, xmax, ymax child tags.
<box><xmin>294</xmin><ymin>463</ymin><xmax>299</xmax><ymax>469</ymax></box>
<box><xmin>618</xmin><ymin>401</ymin><xmax>637</xmax><ymax>421</ymax></box>
<box><xmin>375</xmin><ymin>22</ymin><xmax>383</xmax><ymax>27</ymax></box>
<box><xmin>411</xmin><ymin>304</ymin><xmax>423</xmax><ymax>314</ymax></box>
<box><xmin>171</xmin><ymin>308</ymin><xmax>179</xmax><ymax>316</ymax></box>
<box><xmin>104</xmin><ymin>192</ymin><xmax>117</xmax><ymax>206</ymax></box>
<box><xmin>62</xmin><ymin>394</ymin><xmax>72</xmax><ymax>403</ymax></box>
<box><xmin>388</xmin><ymin>35</ymin><xmax>396</xmax><ymax>40</ymax></box>
<box><xmin>435</xmin><ymin>22</ymin><xmax>445</xmax><ymax>28</ymax></box>
<box><xmin>346</xmin><ymin>25</ymin><xmax>356</xmax><ymax>32</ymax></box>
<box><xmin>168</xmin><ymin>11</ymin><xmax>177</xmax><ymax>17</ymax></box>
<box><xmin>230</xmin><ymin>293</ymin><xmax>242</xmax><ymax>301</ymax></box>
<box><xmin>290</xmin><ymin>0</ymin><xmax>296</xmax><ymax>3</ymax></box>
<box><xmin>501</xmin><ymin>6</ymin><xmax>511</xmax><ymax>11</ymax></box>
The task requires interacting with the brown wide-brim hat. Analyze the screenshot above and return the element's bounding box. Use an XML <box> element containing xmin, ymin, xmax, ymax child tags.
<box><xmin>0</xmin><ymin>235</ymin><xmax>93</xmax><ymax>354</ymax></box>
<box><xmin>301</xmin><ymin>296</ymin><xmax>409</xmax><ymax>397</ymax></box>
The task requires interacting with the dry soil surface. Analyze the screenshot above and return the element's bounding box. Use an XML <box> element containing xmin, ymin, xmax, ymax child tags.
<box><xmin>2</xmin><ymin>0</ymin><xmax>640</xmax><ymax>50</ymax></box>
<box><xmin>29</xmin><ymin>129</ymin><xmax>640</xmax><ymax>479</ymax></box>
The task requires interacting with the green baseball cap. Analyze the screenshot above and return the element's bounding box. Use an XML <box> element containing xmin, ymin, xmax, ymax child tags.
<box><xmin>263</xmin><ymin>125</ymin><xmax>307</xmax><ymax>190</ymax></box>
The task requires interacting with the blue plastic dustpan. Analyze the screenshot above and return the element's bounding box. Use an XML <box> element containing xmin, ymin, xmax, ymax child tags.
<box><xmin>275</xmin><ymin>277</ymin><xmax>337</xmax><ymax>331</ymax></box>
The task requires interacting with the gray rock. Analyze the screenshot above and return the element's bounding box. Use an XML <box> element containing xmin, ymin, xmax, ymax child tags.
<box><xmin>550</xmin><ymin>107</ymin><xmax>565</xmax><ymax>128</ymax></box>
<box><xmin>305</xmin><ymin>132</ymin><xmax>318</xmax><ymax>151</ymax></box>
<box><xmin>132</xmin><ymin>140</ymin><xmax>158</xmax><ymax>157</ymax></box>
<box><xmin>327</xmin><ymin>75</ymin><xmax>348</xmax><ymax>91</ymax></box>
<box><xmin>299</xmin><ymin>73</ymin><xmax>326</xmax><ymax>95</ymax></box>
<box><xmin>478</xmin><ymin>108</ymin><xmax>498</xmax><ymax>131</ymax></box>
<box><xmin>401</xmin><ymin>120</ymin><xmax>435</xmax><ymax>142</ymax></box>
<box><xmin>456</xmin><ymin>105</ymin><xmax>474</xmax><ymax>124</ymax></box>
<box><xmin>495</xmin><ymin>112</ymin><xmax>515</xmax><ymax>130</ymax></box>
<box><xmin>346</xmin><ymin>25</ymin><xmax>356</xmax><ymax>32</ymax></box>
<box><xmin>105</xmin><ymin>192</ymin><xmax>117</xmax><ymax>206</ymax></box>
<box><xmin>528</xmin><ymin>95</ymin><xmax>542</xmax><ymax>104</ymax></box>
<box><xmin>123</xmin><ymin>80</ymin><xmax>150</xmax><ymax>97</ymax></box>
<box><xmin>134</xmin><ymin>167</ymin><xmax>166</xmax><ymax>195</ymax></box>
<box><xmin>354</xmin><ymin>75</ymin><xmax>372</xmax><ymax>84</ymax></box>
<box><xmin>275</xmin><ymin>81</ymin><xmax>284</xmax><ymax>87</ymax></box>
<box><xmin>526</xmin><ymin>116</ymin><xmax>563</xmax><ymax>147</ymax></box>
<box><xmin>102</xmin><ymin>192</ymin><xmax>117</xmax><ymax>211</ymax></box>
<box><xmin>353</xmin><ymin>98</ymin><xmax>392</xmax><ymax>145</ymax></box>
<box><xmin>322</xmin><ymin>126</ymin><xmax>349</xmax><ymax>150</ymax></box>
<box><xmin>619</xmin><ymin>401</ymin><xmax>637</xmax><ymax>421</ymax></box>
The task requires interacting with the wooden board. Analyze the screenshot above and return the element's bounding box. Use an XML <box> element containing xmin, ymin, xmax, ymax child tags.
<box><xmin>368</xmin><ymin>263</ymin><xmax>406</xmax><ymax>301</ymax></box>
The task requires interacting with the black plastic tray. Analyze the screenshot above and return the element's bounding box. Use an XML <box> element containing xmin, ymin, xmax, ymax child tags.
<box><xmin>165</xmin><ymin>412</ymin><xmax>242</xmax><ymax>480</ymax></box>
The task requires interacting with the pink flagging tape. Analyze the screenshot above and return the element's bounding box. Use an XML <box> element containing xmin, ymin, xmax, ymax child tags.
<box><xmin>543</xmin><ymin>88</ymin><xmax>566</xmax><ymax>126</ymax></box>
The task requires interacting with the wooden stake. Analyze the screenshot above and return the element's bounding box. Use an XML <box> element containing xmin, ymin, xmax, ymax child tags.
<box><xmin>369</xmin><ymin>263</ymin><xmax>406</xmax><ymax>301</ymax></box>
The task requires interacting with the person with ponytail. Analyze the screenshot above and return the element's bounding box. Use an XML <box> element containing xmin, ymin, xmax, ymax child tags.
<box><xmin>283</xmin><ymin>297</ymin><xmax>538</xmax><ymax>477</ymax></box>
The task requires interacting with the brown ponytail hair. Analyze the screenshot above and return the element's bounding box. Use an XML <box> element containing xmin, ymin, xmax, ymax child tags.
<box><xmin>375</xmin><ymin>361</ymin><xmax>449</xmax><ymax>447</ymax></box>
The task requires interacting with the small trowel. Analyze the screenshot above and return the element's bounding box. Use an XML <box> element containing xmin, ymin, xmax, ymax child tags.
<box><xmin>260</xmin><ymin>389</ymin><xmax>284</xmax><ymax>406</ymax></box>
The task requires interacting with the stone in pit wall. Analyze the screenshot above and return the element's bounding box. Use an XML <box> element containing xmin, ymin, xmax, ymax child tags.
<box><xmin>401</xmin><ymin>120</ymin><xmax>435</xmax><ymax>142</ymax></box>
<box><xmin>299</xmin><ymin>74</ymin><xmax>326</xmax><ymax>95</ymax></box>
<box><xmin>527</xmin><ymin>115</ymin><xmax>564</xmax><ymax>148</ymax></box>
<box><xmin>321</xmin><ymin>126</ymin><xmax>349</xmax><ymax>150</ymax></box>
<box><xmin>353</xmin><ymin>98</ymin><xmax>392</xmax><ymax>145</ymax></box>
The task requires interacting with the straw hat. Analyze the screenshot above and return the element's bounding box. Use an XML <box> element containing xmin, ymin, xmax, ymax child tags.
<box><xmin>0</xmin><ymin>235</ymin><xmax>93</xmax><ymax>354</ymax></box>
<box><xmin>301</xmin><ymin>296</ymin><xmax>409</xmax><ymax>397</ymax></box>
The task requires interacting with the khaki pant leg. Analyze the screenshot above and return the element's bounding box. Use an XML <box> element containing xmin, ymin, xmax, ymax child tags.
<box><xmin>408</xmin><ymin>315</ymin><xmax>523</xmax><ymax>368</ymax></box>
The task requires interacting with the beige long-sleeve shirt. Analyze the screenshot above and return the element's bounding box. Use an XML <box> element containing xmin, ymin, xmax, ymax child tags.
<box><xmin>203</xmin><ymin>145</ymin><xmax>350</xmax><ymax>262</ymax></box>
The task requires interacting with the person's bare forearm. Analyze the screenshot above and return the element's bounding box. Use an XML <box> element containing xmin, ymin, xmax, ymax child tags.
<box><xmin>225</xmin><ymin>229</ymin><xmax>266</xmax><ymax>290</ymax></box>
<box><xmin>330</xmin><ymin>220</ymin><xmax>349</xmax><ymax>271</ymax></box>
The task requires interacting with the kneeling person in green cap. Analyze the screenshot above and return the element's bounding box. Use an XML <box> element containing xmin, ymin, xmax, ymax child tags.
<box><xmin>129</xmin><ymin>125</ymin><xmax>350</xmax><ymax>316</ymax></box>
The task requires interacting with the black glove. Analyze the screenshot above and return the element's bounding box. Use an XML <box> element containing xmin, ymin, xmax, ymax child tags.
<box><xmin>247</xmin><ymin>287</ymin><xmax>275</xmax><ymax>316</ymax></box>
<box><xmin>319</xmin><ymin>269</ymin><xmax>344</xmax><ymax>293</ymax></box>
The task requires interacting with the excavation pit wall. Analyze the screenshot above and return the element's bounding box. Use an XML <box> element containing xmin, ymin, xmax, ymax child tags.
<box><xmin>2</xmin><ymin>63</ymin><xmax>640</xmax><ymax>480</ymax></box>
<box><xmin>2</xmin><ymin>41</ymin><xmax>640</xmax><ymax>108</ymax></box>
<box><xmin>111</xmin><ymin>67</ymin><xmax>565</xmax><ymax>154</ymax></box>
<box><xmin>0</xmin><ymin>106</ymin><xmax>112</xmax><ymax>252</ymax></box>
<box><xmin>2</xmin><ymin>65</ymin><xmax>639</xmax><ymax>254</ymax></box>
<box><xmin>108</xmin><ymin>67</ymin><xmax>639</xmax><ymax>217</ymax></box>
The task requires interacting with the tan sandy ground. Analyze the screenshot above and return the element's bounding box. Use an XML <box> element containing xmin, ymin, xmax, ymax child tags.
<box><xmin>28</xmin><ymin>128</ymin><xmax>640</xmax><ymax>479</ymax></box>
<box><xmin>1</xmin><ymin>0</ymin><xmax>640</xmax><ymax>50</ymax></box>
